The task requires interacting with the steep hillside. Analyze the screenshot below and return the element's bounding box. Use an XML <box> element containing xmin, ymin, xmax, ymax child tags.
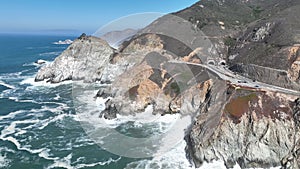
<box><xmin>35</xmin><ymin>34</ymin><xmax>114</xmax><ymax>83</ymax></box>
<box><xmin>115</xmin><ymin>0</ymin><xmax>300</xmax><ymax>90</ymax></box>
<box><xmin>35</xmin><ymin>0</ymin><xmax>300</xmax><ymax>168</ymax></box>
<box><xmin>176</xmin><ymin>0</ymin><xmax>300</xmax><ymax>89</ymax></box>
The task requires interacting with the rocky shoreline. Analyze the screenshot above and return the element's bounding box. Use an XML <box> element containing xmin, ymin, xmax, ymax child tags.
<box><xmin>35</xmin><ymin>0</ymin><xmax>300</xmax><ymax>168</ymax></box>
<box><xmin>35</xmin><ymin>34</ymin><xmax>115</xmax><ymax>83</ymax></box>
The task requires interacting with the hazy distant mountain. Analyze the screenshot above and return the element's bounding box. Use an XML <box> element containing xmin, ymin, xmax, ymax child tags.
<box><xmin>100</xmin><ymin>28</ymin><xmax>138</xmax><ymax>48</ymax></box>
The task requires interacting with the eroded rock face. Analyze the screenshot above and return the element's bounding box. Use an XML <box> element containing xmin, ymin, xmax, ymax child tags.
<box><xmin>34</xmin><ymin>0</ymin><xmax>300</xmax><ymax>168</ymax></box>
<box><xmin>35</xmin><ymin>34</ymin><xmax>114</xmax><ymax>83</ymax></box>
<box><xmin>100</xmin><ymin>51</ymin><xmax>212</xmax><ymax>117</ymax></box>
<box><xmin>288</xmin><ymin>46</ymin><xmax>300</xmax><ymax>83</ymax></box>
<box><xmin>189</xmin><ymin>86</ymin><xmax>300</xmax><ymax>168</ymax></box>
<box><xmin>100</xmin><ymin>34</ymin><xmax>166</xmax><ymax>83</ymax></box>
<box><xmin>93</xmin><ymin>2</ymin><xmax>300</xmax><ymax>166</ymax></box>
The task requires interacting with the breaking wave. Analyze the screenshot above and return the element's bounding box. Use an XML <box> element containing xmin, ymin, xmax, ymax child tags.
<box><xmin>53</xmin><ymin>39</ymin><xmax>73</xmax><ymax>45</ymax></box>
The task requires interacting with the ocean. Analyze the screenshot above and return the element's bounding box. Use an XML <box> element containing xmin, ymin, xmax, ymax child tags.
<box><xmin>0</xmin><ymin>34</ymin><xmax>204</xmax><ymax>169</ymax></box>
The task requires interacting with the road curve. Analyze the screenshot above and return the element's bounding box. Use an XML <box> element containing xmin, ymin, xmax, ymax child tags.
<box><xmin>169</xmin><ymin>60</ymin><xmax>300</xmax><ymax>96</ymax></box>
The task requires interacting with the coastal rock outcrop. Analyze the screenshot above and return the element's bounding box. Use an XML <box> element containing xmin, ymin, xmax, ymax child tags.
<box><xmin>99</xmin><ymin>1</ymin><xmax>300</xmax><ymax>168</ymax></box>
<box><xmin>172</xmin><ymin>0</ymin><xmax>300</xmax><ymax>167</ymax></box>
<box><xmin>34</xmin><ymin>0</ymin><xmax>300</xmax><ymax>168</ymax></box>
<box><xmin>99</xmin><ymin>51</ymin><xmax>198</xmax><ymax>117</ymax></box>
<box><xmin>35</xmin><ymin>34</ymin><xmax>114</xmax><ymax>83</ymax></box>
<box><xmin>189</xmin><ymin>86</ymin><xmax>300</xmax><ymax>168</ymax></box>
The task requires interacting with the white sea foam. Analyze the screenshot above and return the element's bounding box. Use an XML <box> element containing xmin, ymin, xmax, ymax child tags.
<box><xmin>0</xmin><ymin>135</ymin><xmax>48</xmax><ymax>157</ymax></box>
<box><xmin>0</xmin><ymin>104</ymin><xmax>69</xmax><ymax>125</ymax></box>
<box><xmin>0</xmin><ymin>153</ymin><xmax>11</xmax><ymax>168</ymax></box>
<box><xmin>72</xmin><ymin>137</ymin><xmax>95</xmax><ymax>148</ymax></box>
<box><xmin>26</xmin><ymin>46</ymin><xmax>60</xmax><ymax>50</ymax></box>
<box><xmin>0</xmin><ymin>88</ymin><xmax>281</xmax><ymax>169</ymax></box>
<box><xmin>125</xmin><ymin>140</ymin><xmax>243</xmax><ymax>169</ymax></box>
<box><xmin>0</xmin><ymin>106</ymin><xmax>119</xmax><ymax>168</ymax></box>
<box><xmin>1</xmin><ymin>119</ymin><xmax>40</xmax><ymax>138</ymax></box>
<box><xmin>53</xmin><ymin>39</ymin><xmax>73</xmax><ymax>45</ymax></box>
<box><xmin>0</xmin><ymin>103</ymin><xmax>71</xmax><ymax>153</ymax></box>
<box><xmin>0</xmin><ymin>147</ymin><xmax>15</xmax><ymax>154</ymax></box>
<box><xmin>20</xmin><ymin>77</ymin><xmax>72</xmax><ymax>87</ymax></box>
<box><xmin>0</xmin><ymin>106</ymin><xmax>73</xmax><ymax>162</ymax></box>
<box><xmin>0</xmin><ymin>88</ymin><xmax>19</xmax><ymax>99</ymax></box>
<box><xmin>75</xmin><ymin>157</ymin><xmax>121</xmax><ymax>168</ymax></box>
<box><xmin>0</xmin><ymin>110</ymin><xmax>26</xmax><ymax>121</ymax></box>
<box><xmin>125</xmin><ymin>141</ymin><xmax>193</xmax><ymax>169</ymax></box>
<box><xmin>23</xmin><ymin>60</ymin><xmax>50</xmax><ymax>67</ymax></box>
<box><xmin>7</xmin><ymin>95</ymin><xmax>68</xmax><ymax>108</ymax></box>
<box><xmin>0</xmin><ymin>80</ymin><xmax>16</xmax><ymax>89</ymax></box>
<box><xmin>46</xmin><ymin>153</ymin><xmax>121</xmax><ymax>169</ymax></box>
<box><xmin>125</xmin><ymin>139</ymin><xmax>281</xmax><ymax>169</ymax></box>
<box><xmin>1</xmin><ymin>122</ymin><xmax>17</xmax><ymax>136</ymax></box>
<box><xmin>82</xmin><ymin>91</ymin><xmax>275</xmax><ymax>169</ymax></box>
<box><xmin>76</xmin><ymin>92</ymin><xmax>182</xmax><ymax>129</ymax></box>
<box><xmin>38</xmin><ymin>149</ymin><xmax>59</xmax><ymax>161</ymax></box>
<box><xmin>39</xmin><ymin>51</ymin><xmax>62</xmax><ymax>57</ymax></box>
<box><xmin>45</xmin><ymin>154</ymin><xmax>73</xmax><ymax>169</ymax></box>
<box><xmin>0</xmin><ymin>147</ymin><xmax>14</xmax><ymax>168</ymax></box>
<box><xmin>7</xmin><ymin>97</ymin><xmax>40</xmax><ymax>104</ymax></box>
<box><xmin>33</xmin><ymin>104</ymin><xmax>69</xmax><ymax>114</ymax></box>
<box><xmin>0</xmin><ymin>72</ymin><xmax>22</xmax><ymax>79</ymax></box>
<box><xmin>0</xmin><ymin>70</ymin><xmax>34</xmax><ymax>83</ymax></box>
<box><xmin>73</xmin><ymin>88</ymin><xmax>194</xmax><ymax>159</ymax></box>
<box><xmin>35</xmin><ymin>113</ymin><xmax>70</xmax><ymax>130</ymax></box>
<box><xmin>8</xmin><ymin>96</ymin><xmax>18</xmax><ymax>101</ymax></box>
<box><xmin>22</xmin><ymin>63</ymin><xmax>38</xmax><ymax>67</ymax></box>
<box><xmin>53</xmin><ymin>94</ymin><xmax>61</xmax><ymax>100</ymax></box>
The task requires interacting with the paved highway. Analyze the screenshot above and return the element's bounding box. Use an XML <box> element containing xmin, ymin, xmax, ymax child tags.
<box><xmin>169</xmin><ymin>60</ymin><xmax>300</xmax><ymax>96</ymax></box>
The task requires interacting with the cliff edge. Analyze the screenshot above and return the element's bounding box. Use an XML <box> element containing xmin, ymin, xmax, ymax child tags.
<box><xmin>34</xmin><ymin>0</ymin><xmax>300</xmax><ymax>168</ymax></box>
<box><xmin>35</xmin><ymin>34</ymin><xmax>114</xmax><ymax>83</ymax></box>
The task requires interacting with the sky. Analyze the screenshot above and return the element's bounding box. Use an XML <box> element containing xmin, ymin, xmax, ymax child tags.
<box><xmin>0</xmin><ymin>0</ymin><xmax>199</xmax><ymax>36</ymax></box>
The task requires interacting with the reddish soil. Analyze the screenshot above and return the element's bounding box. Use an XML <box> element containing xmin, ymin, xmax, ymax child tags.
<box><xmin>225</xmin><ymin>93</ymin><xmax>258</xmax><ymax>123</ymax></box>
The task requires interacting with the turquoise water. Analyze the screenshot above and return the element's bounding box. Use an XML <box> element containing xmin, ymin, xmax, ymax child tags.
<box><xmin>0</xmin><ymin>34</ymin><xmax>140</xmax><ymax>169</ymax></box>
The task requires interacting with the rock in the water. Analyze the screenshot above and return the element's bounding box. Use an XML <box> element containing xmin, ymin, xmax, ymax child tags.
<box><xmin>35</xmin><ymin>59</ymin><xmax>47</xmax><ymax>65</ymax></box>
<box><xmin>100</xmin><ymin>99</ymin><xmax>118</xmax><ymax>120</ymax></box>
<box><xmin>35</xmin><ymin>35</ymin><xmax>114</xmax><ymax>83</ymax></box>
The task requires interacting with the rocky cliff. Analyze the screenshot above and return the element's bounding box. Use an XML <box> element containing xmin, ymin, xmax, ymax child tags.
<box><xmin>35</xmin><ymin>0</ymin><xmax>300</xmax><ymax>168</ymax></box>
<box><xmin>189</xmin><ymin>87</ymin><xmax>300</xmax><ymax>168</ymax></box>
<box><xmin>35</xmin><ymin>34</ymin><xmax>114</xmax><ymax>83</ymax></box>
<box><xmin>172</xmin><ymin>0</ymin><xmax>300</xmax><ymax>168</ymax></box>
